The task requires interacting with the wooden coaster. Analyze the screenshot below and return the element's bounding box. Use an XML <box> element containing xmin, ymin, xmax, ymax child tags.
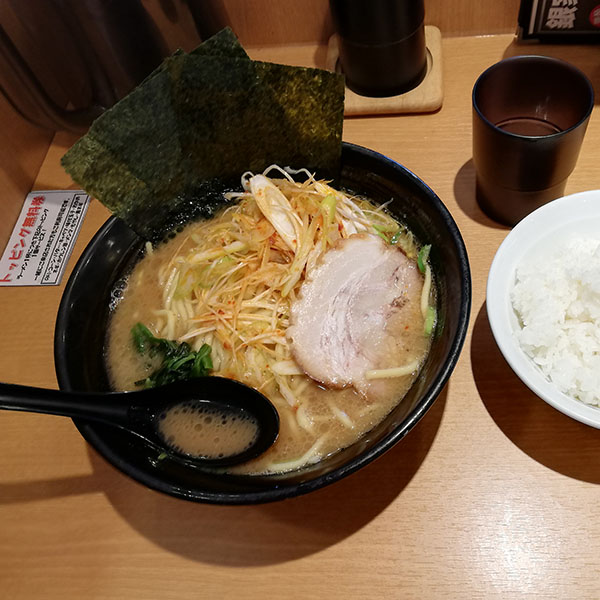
<box><xmin>326</xmin><ymin>25</ymin><xmax>443</xmax><ymax>116</ymax></box>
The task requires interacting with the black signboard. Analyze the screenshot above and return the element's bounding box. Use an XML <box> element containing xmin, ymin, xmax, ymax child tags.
<box><xmin>518</xmin><ymin>0</ymin><xmax>600</xmax><ymax>41</ymax></box>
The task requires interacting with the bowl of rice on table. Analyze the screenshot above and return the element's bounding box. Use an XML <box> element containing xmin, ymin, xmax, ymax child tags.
<box><xmin>487</xmin><ymin>189</ymin><xmax>600</xmax><ymax>428</ymax></box>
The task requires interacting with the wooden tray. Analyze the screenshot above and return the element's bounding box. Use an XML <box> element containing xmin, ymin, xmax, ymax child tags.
<box><xmin>326</xmin><ymin>25</ymin><xmax>443</xmax><ymax>116</ymax></box>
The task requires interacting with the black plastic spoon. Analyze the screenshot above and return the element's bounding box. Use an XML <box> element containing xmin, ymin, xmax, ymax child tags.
<box><xmin>0</xmin><ymin>377</ymin><xmax>279</xmax><ymax>467</ymax></box>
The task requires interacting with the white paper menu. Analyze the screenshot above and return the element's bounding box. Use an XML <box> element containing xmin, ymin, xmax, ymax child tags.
<box><xmin>0</xmin><ymin>190</ymin><xmax>90</xmax><ymax>286</ymax></box>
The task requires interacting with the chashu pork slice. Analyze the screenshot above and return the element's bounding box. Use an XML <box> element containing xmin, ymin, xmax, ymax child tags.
<box><xmin>287</xmin><ymin>233</ymin><xmax>424</xmax><ymax>396</ymax></box>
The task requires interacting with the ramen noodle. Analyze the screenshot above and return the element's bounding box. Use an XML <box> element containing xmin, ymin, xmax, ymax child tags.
<box><xmin>105</xmin><ymin>166</ymin><xmax>435</xmax><ymax>474</ymax></box>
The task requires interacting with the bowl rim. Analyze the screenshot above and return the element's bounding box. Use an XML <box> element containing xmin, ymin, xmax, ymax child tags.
<box><xmin>55</xmin><ymin>142</ymin><xmax>472</xmax><ymax>503</ymax></box>
<box><xmin>486</xmin><ymin>189</ymin><xmax>600</xmax><ymax>428</ymax></box>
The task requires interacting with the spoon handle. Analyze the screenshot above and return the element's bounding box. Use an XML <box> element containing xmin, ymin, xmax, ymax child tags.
<box><xmin>0</xmin><ymin>382</ymin><xmax>130</xmax><ymax>426</ymax></box>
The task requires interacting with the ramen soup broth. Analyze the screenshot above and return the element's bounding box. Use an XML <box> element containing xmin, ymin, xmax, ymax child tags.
<box><xmin>106</xmin><ymin>174</ymin><xmax>434</xmax><ymax>474</ymax></box>
<box><xmin>157</xmin><ymin>401</ymin><xmax>259</xmax><ymax>459</ymax></box>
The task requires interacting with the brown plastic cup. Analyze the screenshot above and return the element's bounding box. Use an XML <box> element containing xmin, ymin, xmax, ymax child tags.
<box><xmin>472</xmin><ymin>55</ymin><xmax>594</xmax><ymax>226</ymax></box>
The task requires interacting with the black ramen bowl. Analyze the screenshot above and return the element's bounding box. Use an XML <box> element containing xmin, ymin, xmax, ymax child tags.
<box><xmin>55</xmin><ymin>142</ymin><xmax>471</xmax><ymax>504</ymax></box>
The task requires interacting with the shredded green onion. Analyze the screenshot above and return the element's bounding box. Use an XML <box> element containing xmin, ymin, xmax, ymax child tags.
<box><xmin>196</xmin><ymin>255</ymin><xmax>235</xmax><ymax>289</ymax></box>
<box><xmin>390</xmin><ymin>228</ymin><xmax>403</xmax><ymax>245</ymax></box>
<box><xmin>373</xmin><ymin>229</ymin><xmax>389</xmax><ymax>242</ymax></box>
<box><xmin>373</xmin><ymin>223</ymin><xmax>398</xmax><ymax>234</ymax></box>
<box><xmin>417</xmin><ymin>244</ymin><xmax>431</xmax><ymax>274</ymax></box>
<box><xmin>321</xmin><ymin>193</ymin><xmax>336</xmax><ymax>225</ymax></box>
<box><xmin>424</xmin><ymin>305</ymin><xmax>436</xmax><ymax>336</ymax></box>
<box><xmin>389</xmin><ymin>226</ymin><xmax>418</xmax><ymax>257</ymax></box>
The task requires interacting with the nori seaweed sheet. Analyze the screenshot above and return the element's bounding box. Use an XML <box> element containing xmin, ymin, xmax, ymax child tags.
<box><xmin>61</xmin><ymin>28</ymin><xmax>344</xmax><ymax>241</ymax></box>
<box><xmin>172</xmin><ymin>54</ymin><xmax>344</xmax><ymax>180</ymax></box>
<box><xmin>189</xmin><ymin>27</ymin><xmax>249</xmax><ymax>59</ymax></box>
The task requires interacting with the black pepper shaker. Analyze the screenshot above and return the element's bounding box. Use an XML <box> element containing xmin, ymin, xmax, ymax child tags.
<box><xmin>329</xmin><ymin>0</ymin><xmax>427</xmax><ymax>97</ymax></box>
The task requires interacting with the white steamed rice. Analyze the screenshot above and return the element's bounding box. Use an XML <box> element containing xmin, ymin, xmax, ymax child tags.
<box><xmin>511</xmin><ymin>236</ymin><xmax>600</xmax><ymax>406</ymax></box>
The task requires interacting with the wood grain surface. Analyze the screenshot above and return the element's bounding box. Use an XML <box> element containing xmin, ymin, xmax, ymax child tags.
<box><xmin>1</xmin><ymin>34</ymin><xmax>600</xmax><ymax>599</ymax></box>
<box><xmin>198</xmin><ymin>0</ymin><xmax>522</xmax><ymax>44</ymax></box>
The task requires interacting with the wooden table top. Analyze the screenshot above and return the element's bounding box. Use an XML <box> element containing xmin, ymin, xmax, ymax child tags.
<box><xmin>1</xmin><ymin>34</ymin><xmax>600</xmax><ymax>599</ymax></box>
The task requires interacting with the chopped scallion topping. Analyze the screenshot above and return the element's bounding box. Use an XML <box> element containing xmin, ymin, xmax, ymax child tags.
<box><xmin>390</xmin><ymin>229</ymin><xmax>403</xmax><ymax>245</ymax></box>
<box><xmin>321</xmin><ymin>193</ymin><xmax>337</xmax><ymax>225</ymax></box>
<box><xmin>424</xmin><ymin>305</ymin><xmax>436</xmax><ymax>336</ymax></box>
<box><xmin>417</xmin><ymin>244</ymin><xmax>431</xmax><ymax>274</ymax></box>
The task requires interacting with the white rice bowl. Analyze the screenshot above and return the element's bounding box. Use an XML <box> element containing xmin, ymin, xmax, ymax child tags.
<box><xmin>487</xmin><ymin>190</ymin><xmax>600</xmax><ymax>428</ymax></box>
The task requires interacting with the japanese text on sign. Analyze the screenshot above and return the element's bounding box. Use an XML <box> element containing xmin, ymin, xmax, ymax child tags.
<box><xmin>0</xmin><ymin>190</ymin><xmax>90</xmax><ymax>286</ymax></box>
<box><xmin>546</xmin><ymin>0</ymin><xmax>578</xmax><ymax>29</ymax></box>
